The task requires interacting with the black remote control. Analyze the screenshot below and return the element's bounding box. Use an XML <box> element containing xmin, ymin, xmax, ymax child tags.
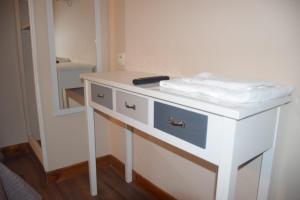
<box><xmin>132</xmin><ymin>76</ymin><xmax>170</xmax><ymax>85</ymax></box>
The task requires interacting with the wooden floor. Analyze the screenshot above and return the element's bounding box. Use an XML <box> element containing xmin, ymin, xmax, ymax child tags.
<box><xmin>3</xmin><ymin>153</ymin><xmax>158</xmax><ymax>200</ymax></box>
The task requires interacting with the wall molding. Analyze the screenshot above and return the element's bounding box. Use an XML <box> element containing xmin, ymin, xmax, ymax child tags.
<box><xmin>1</xmin><ymin>144</ymin><xmax>176</xmax><ymax>200</ymax></box>
<box><xmin>0</xmin><ymin>143</ymin><xmax>31</xmax><ymax>158</ymax></box>
<box><xmin>0</xmin><ymin>142</ymin><xmax>45</xmax><ymax>171</ymax></box>
<box><xmin>47</xmin><ymin>155</ymin><xmax>176</xmax><ymax>200</ymax></box>
<box><xmin>46</xmin><ymin>155</ymin><xmax>111</xmax><ymax>183</ymax></box>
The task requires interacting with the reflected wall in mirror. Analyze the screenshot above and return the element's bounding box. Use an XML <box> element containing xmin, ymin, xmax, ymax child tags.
<box><xmin>53</xmin><ymin>0</ymin><xmax>96</xmax><ymax>110</ymax></box>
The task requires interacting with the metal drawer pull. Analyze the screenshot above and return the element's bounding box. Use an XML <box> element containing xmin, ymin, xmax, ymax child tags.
<box><xmin>97</xmin><ymin>94</ymin><xmax>104</xmax><ymax>98</ymax></box>
<box><xmin>125</xmin><ymin>102</ymin><xmax>136</xmax><ymax>110</ymax></box>
<box><xmin>168</xmin><ymin>117</ymin><xmax>186</xmax><ymax>128</ymax></box>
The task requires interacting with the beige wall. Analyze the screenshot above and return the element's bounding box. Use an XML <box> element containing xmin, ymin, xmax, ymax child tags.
<box><xmin>108</xmin><ymin>0</ymin><xmax>125</xmax><ymax>70</ymax></box>
<box><xmin>99</xmin><ymin>0</ymin><xmax>110</xmax><ymax>71</ymax></box>
<box><xmin>0</xmin><ymin>0</ymin><xmax>28</xmax><ymax>148</ymax></box>
<box><xmin>30</xmin><ymin>0</ymin><xmax>300</xmax><ymax>199</ymax></box>
<box><xmin>32</xmin><ymin>0</ymin><xmax>111</xmax><ymax>171</ymax></box>
<box><xmin>54</xmin><ymin>0</ymin><xmax>96</xmax><ymax>64</ymax></box>
<box><xmin>109</xmin><ymin>0</ymin><xmax>300</xmax><ymax>199</ymax></box>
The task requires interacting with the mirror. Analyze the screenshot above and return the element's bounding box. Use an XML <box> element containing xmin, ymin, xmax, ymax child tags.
<box><xmin>48</xmin><ymin>0</ymin><xmax>99</xmax><ymax>113</ymax></box>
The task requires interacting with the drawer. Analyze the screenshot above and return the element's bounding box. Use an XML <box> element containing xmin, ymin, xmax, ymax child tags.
<box><xmin>91</xmin><ymin>83</ymin><xmax>113</xmax><ymax>109</ymax></box>
<box><xmin>116</xmin><ymin>91</ymin><xmax>148</xmax><ymax>124</ymax></box>
<box><xmin>154</xmin><ymin>101</ymin><xmax>208</xmax><ymax>149</ymax></box>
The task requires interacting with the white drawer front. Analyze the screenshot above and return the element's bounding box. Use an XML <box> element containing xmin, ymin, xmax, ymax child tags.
<box><xmin>116</xmin><ymin>90</ymin><xmax>148</xmax><ymax>124</ymax></box>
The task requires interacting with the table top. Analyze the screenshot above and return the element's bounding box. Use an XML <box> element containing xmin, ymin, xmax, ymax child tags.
<box><xmin>81</xmin><ymin>70</ymin><xmax>291</xmax><ymax>120</ymax></box>
<box><xmin>57</xmin><ymin>62</ymin><xmax>96</xmax><ymax>71</ymax></box>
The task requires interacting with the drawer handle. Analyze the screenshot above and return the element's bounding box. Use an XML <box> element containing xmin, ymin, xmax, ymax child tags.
<box><xmin>125</xmin><ymin>102</ymin><xmax>136</xmax><ymax>110</ymax></box>
<box><xmin>168</xmin><ymin>117</ymin><xmax>186</xmax><ymax>128</ymax></box>
<box><xmin>97</xmin><ymin>94</ymin><xmax>104</xmax><ymax>98</ymax></box>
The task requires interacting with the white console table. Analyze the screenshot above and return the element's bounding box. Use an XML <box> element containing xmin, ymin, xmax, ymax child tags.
<box><xmin>81</xmin><ymin>71</ymin><xmax>290</xmax><ymax>200</ymax></box>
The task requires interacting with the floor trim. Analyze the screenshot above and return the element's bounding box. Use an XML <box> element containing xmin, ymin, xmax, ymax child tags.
<box><xmin>0</xmin><ymin>142</ymin><xmax>45</xmax><ymax>172</ymax></box>
<box><xmin>0</xmin><ymin>142</ymin><xmax>31</xmax><ymax>158</ymax></box>
<box><xmin>47</xmin><ymin>154</ymin><xmax>176</xmax><ymax>200</ymax></box>
<box><xmin>109</xmin><ymin>156</ymin><xmax>177</xmax><ymax>200</ymax></box>
<box><xmin>28</xmin><ymin>136</ymin><xmax>43</xmax><ymax>164</ymax></box>
<box><xmin>1</xmin><ymin>143</ymin><xmax>176</xmax><ymax>199</ymax></box>
<box><xmin>46</xmin><ymin>155</ymin><xmax>111</xmax><ymax>183</ymax></box>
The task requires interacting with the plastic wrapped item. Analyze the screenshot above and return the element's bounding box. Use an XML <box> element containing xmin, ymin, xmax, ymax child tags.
<box><xmin>160</xmin><ymin>73</ymin><xmax>294</xmax><ymax>105</ymax></box>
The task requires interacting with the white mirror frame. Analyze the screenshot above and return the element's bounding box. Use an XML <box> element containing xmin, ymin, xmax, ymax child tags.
<box><xmin>46</xmin><ymin>0</ymin><xmax>103</xmax><ymax>116</ymax></box>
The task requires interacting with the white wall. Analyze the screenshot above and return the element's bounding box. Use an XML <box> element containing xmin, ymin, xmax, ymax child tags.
<box><xmin>54</xmin><ymin>0</ymin><xmax>96</xmax><ymax>64</ymax></box>
<box><xmin>0</xmin><ymin>0</ymin><xmax>28</xmax><ymax>148</ymax></box>
<box><xmin>109</xmin><ymin>0</ymin><xmax>300</xmax><ymax>199</ymax></box>
<box><xmin>108</xmin><ymin>0</ymin><xmax>125</xmax><ymax>70</ymax></box>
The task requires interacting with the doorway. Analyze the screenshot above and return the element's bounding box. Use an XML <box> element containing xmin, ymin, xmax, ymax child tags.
<box><xmin>15</xmin><ymin>0</ymin><xmax>44</xmax><ymax>164</ymax></box>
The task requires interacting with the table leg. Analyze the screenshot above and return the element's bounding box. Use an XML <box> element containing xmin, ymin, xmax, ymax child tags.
<box><xmin>59</xmin><ymin>87</ymin><xmax>64</xmax><ymax>109</ymax></box>
<box><xmin>215</xmin><ymin>120</ymin><xmax>238</xmax><ymax>200</ymax></box>
<box><xmin>85</xmin><ymin>81</ymin><xmax>98</xmax><ymax>196</ymax></box>
<box><xmin>257</xmin><ymin>149</ymin><xmax>274</xmax><ymax>200</ymax></box>
<box><xmin>62</xmin><ymin>88</ymin><xmax>67</xmax><ymax>108</ymax></box>
<box><xmin>257</xmin><ymin>108</ymin><xmax>281</xmax><ymax>200</ymax></box>
<box><xmin>65</xmin><ymin>90</ymin><xmax>70</xmax><ymax>108</ymax></box>
<box><xmin>216</xmin><ymin>163</ymin><xmax>238</xmax><ymax>200</ymax></box>
<box><xmin>125</xmin><ymin>125</ymin><xmax>133</xmax><ymax>183</ymax></box>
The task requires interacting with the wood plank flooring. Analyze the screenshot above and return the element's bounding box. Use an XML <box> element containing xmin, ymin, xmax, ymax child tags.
<box><xmin>2</xmin><ymin>153</ymin><xmax>158</xmax><ymax>200</ymax></box>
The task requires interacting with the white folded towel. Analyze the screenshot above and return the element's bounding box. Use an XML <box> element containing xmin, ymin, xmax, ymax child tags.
<box><xmin>56</xmin><ymin>57</ymin><xmax>71</xmax><ymax>63</ymax></box>
<box><xmin>160</xmin><ymin>73</ymin><xmax>294</xmax><ymax>104</ymax></box>
<box><xmin>188</xmin><ymin>72</ymin><xmax>275</xmax><ymax>91</ymax></box>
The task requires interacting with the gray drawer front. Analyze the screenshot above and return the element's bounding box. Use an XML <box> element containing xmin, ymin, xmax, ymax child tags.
<box><xmin>116</xmin><ymin>91</ymin><xmax>148</xmax><ymax>124</ymax></box>
<box><xmin>91</xmin><ymin>84</ymin><xmax>113</xmax><ymax>109</ymax></box>
<box><xmin>154</xmin><ymin>102</ymin><xmax>208</xmax><ymax>149</ymax></box>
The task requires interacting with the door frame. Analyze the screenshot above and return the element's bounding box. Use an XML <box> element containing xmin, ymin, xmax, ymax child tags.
<box><xmin>14</xmin><ymin>0</ymin><xmax>49</xmax><ymax>171</ymax></box>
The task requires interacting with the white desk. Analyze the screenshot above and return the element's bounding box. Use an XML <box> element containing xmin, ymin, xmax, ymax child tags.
<box><xmin>57</xmin><ymin>62</ymin><xmax>95</xmax><ymax>108</ymax></box>
<box><xmin>81</xmin><ymin>71</ymin><xmax>290</xmax><ymax>200</ymax></box>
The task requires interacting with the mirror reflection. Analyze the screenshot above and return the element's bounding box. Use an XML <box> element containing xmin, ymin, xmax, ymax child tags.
<box><xmin>53</xmin><ymin>0</ymin><xmax>96</xmax><ymax>109</ymax></box>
